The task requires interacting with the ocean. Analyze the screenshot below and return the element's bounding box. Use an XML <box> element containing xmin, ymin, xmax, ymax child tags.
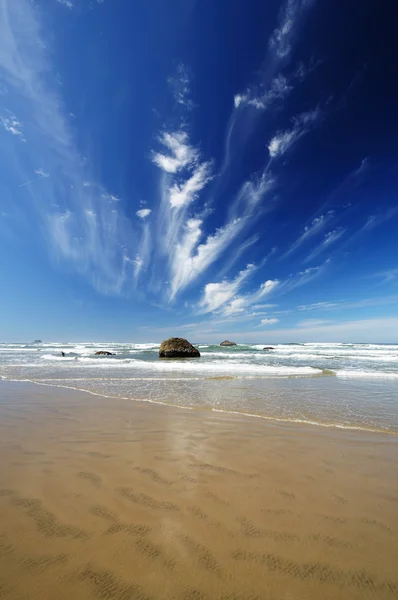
<box><xmin>1</xmin><ymin>341</ymin><xmax>397</xmax><ymax>433</ymax></box>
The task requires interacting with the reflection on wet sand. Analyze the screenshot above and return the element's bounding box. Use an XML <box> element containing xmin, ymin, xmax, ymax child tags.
<box><xmin>0</xmin><ymin>380</ymin><xmax>397</xmax><ymax>600</ymax></box>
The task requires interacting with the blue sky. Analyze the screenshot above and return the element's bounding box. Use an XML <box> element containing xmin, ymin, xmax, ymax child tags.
<box><xmin>0</xmin><ymin>0</ymin><xmax>397</xmax><ymax>343</ymax></box>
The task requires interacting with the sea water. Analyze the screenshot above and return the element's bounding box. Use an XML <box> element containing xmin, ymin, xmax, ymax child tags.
<box><xmin>1</xmin><ymin>341</ymin><xmax>397</xmax><ymax>433</ymax></box>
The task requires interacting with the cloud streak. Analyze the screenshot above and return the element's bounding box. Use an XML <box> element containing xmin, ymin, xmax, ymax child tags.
<box><xmin>0</xmin><ymin>0</ymin><xmax>137</xmax><ymax>295</ymax></box>
<box><xmin>304</xmin><ymin>228</ymin><xmax>346</xmax><ymax>262</ymax></box>
<box><xmin>282</xmin><ymin>212</ymin><xmax>333</xmax><ymax>258</ymax></box>
<box><xmin>268</xmin><ymin>107</ymin><xmax>321</xmax><ymax>158</ymax></box>
<box><xmin>270</xmin><ymin>0</ymin><xmax>316</xmax><ymax>59</ymax></box>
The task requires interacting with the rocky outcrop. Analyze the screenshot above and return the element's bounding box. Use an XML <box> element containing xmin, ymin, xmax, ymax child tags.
<box><xmin>263</xmin><ymin>346</ymin><xmax>275</xmax><ymax>350</ymax></box>
<box><xmin>159</xmin><ymin>337</ymin><xmax>200</xmax><ymax>358</ymax></box>
<box><xmin>220</xmin><ymin>340</ymin><xmax>237</xmax><ymax>347</ymax></box>
<box><xmin>94</xmin><ymin>351</ymin><xmax>116</xmax><ymax>356</ymax></box>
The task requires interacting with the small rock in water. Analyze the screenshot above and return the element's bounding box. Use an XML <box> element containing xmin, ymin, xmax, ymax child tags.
<box><xmin>159</xmin><ymin>337</ymin><xmax>200</xmax><ymax>358</ymax></box>
<box><xmin>94</xmin><ymin>351</ymin><xmax>116</xmax><ymax>356</ymax></box>
<box><xmin>220</xmin><ymin>340</ymin><xmax>237</xmax><ymax>346</ymax></box>
<box><xmin>263</xmin><ymin>346</ymin><xmax>275</xmax><ymax>350</ymax></box>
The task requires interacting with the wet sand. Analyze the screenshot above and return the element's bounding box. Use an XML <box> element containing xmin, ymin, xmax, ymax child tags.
<box><xmin>0</xmin><ymin>380</ymin><xmax>397</xmax><ymax>600</ymax></box>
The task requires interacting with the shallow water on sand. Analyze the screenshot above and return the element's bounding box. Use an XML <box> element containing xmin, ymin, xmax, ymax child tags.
<box><xmin>1</xmin><ymin>342</ymin><xmax>398</xmax><ymax>433</ymax></box>
<box><xmin>0</xmin><ymin>380</ymin><xmax>397</xmax><ymax>600</ymax></box>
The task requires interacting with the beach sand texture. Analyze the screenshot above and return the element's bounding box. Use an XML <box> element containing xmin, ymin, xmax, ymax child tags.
<box><xmin>0</xmin><ymin>380</ymin><xmax>397</xmax><ymax>600</ymax></box>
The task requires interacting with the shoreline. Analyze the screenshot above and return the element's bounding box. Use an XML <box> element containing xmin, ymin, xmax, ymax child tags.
<box><xmin>1</xmin><ymin>376</ymin><xmax>397</xmax><ymax>437</ymax></box>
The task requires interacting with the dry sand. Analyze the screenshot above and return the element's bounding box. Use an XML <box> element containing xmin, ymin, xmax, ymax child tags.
<box><xmin>0</xmin><ymin>380</ymin><xmax>397</xmax><ymax>600</ymax></box>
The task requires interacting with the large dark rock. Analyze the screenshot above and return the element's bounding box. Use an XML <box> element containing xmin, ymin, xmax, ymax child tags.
<box><xmin>95</xmin><ymin>351</ymin><xmax>116</xmax><ymax>356</ymax></box>
<box><xmin>220</xmin><ymin>340</ymin><xmax>237</xmax><ymax>347</ymax></box>
<box><xmin>159</xmin><ymin>337</ymin><xmax>200</xmax><ymax>358</ymax></box>
<box><xmin>263</xmin><ymin>346</ymin><xmax>275</xmax><ymax>350</ymax></box>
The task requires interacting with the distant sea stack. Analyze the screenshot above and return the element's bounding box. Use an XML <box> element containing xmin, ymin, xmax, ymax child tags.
<box><xmin>32</xmin><ymin>340</ymin><xmax>42</xmax><ymax>344</ymax></box>
<box><xmin>220</xmin><ymin>340</ymin><xmax>237</xmax><ymax>347</ymax></box>
<box><xmin>159</xmin><ymin>338</ymin><xmax>200</xmax><ymax>358</ymax></box>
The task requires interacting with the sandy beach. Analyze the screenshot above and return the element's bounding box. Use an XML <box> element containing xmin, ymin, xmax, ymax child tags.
<box><xmin>0</xmin><ymin>379</ymin><xmax>397</xmax><ymax>600</ymax></box>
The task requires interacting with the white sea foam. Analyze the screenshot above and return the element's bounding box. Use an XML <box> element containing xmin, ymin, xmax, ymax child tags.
<box><xmin>336</xmin><ymin>370</ymin><xmax>398</xmax><ymax>379</ymax></box>
<box><xmin>35</xmin><ymin>354</ymin><xmax>323</xmax><ymax>375</ymax></box>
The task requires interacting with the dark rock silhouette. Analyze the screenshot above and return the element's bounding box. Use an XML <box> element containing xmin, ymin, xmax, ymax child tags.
<box><xmin>263</xmin><ymin>346</ymin><xmax>275</xmax><ymax>350</ymax></box>
<box><xmin>159</xmin><ymin>338</ymin><xmax>200</xmax><ymax>358</ymax></box>
<box><xmin>94</xmin><ymin>351</ymin><xmax>116</xmax><ymax>356</ymax></box>
<box><xmin>220</xmin><ymin>340</ymin><xmax>237</xmax><ymax>347</ymax></box>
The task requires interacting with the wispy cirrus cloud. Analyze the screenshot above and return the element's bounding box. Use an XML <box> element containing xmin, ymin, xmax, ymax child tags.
<box><xmin>268</xmin><ymin>107</ymin><xmax>321</xmax><ymax>158</ymax></box>
<box><xmin>282</xmin><ymin>212</ymin><xmax>333</xmax><ymax>258</ymax></box>
<box><xmin>279</xmin><ymin>260</ymin><xmax>330</xmax><ymax>294</ymax></box>
<box><xmin>298</xmin><ymin>294</ymin><xmax>398</xmax><ymax>312</ymax></box>
<box><xmin>260</xmin><ymin>317</ymin><xmax>279</xmax><ymax>326</ymax></box>
<box><xmin>136</xmin><ymin>208</ymin><xmax>152</xmax><ymax>219</ymax></box>
<box><xmin>361</xmin><ymin>207</ymin><xmax>398</xmax><ymax>232</ymax></box>
<box><xmin>56</xmin><ymin>0</ymin><xmax>73</xmax><ymax>8</ymax></box>
<box><xmin>304</xmin><ymin>227</ymin><xmax>346</xmax><ymax>262</ymax></box>
<box><xmin>34</xmin><ymin>168</ymin><xmax>50</xmax><ymax>178</ymax></box>
<box><xmin>198</xmin><ymin>264</ymin><xmax>257</xmax><ymax>314</ymax></box>
<box><xmin>1</xmin><ymin>113</ymin><xmax>25</xmax><ymax>139</ymax></box>
<box><xmin>225</xmin><ymin>0</ymin><xmax>318</xmax><ymax>172</ymax></box>
<box><xmin>150</xmin><ymin>90</ymin><xmax>277</xmax><ymax>300</ymax></box>
<box><xmin>270</xmin><ymin>0</ymin><xmax>316</xmax><ymax>59</ymax></box>
<box><xmin>169</xmin><ymin>161</ymin><xmax>213</xmax><ymax>208</ymax></box>
<box><xmin>368</xmin><ymin>268</ymin><xmax>398</xmax><ymax>283</ymax></box>
<box><xmin>197</xmin><ymin>262</ymin><xmax>280</xmax><ymax>317</ymax></box>
<box><xmin>168</xmin><ymin>63</ymin><xmax>194</xmax><ymax>110</ymax></box>
<box><xmin>0</xmin><ymin>0</ymin><xmax>136</xmax><ymax>295</ymax></box>
<box><xmin>151</xmin><ymin>131</ymin><xmax>198</xmax><ymax>174</ymax></box>
<box><xmin>296</xmin><ymin>318</ymin><xmax>330</xmax><ymax>327</ymax></box>
<box><xmin>234</xmin><ymin>73</ymin><xmax>293</xmax><ymax>111</ymax></box>
<box><xmin>169</xmin><ymin>217</ymin><xmax>244</xmax><ymax>300</ymax></box>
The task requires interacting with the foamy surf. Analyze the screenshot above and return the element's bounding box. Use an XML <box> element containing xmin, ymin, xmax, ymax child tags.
<box><xmin>1</xmin><ymin>341</ymin><xmax>398</xmax><ymax>433</ymax></box>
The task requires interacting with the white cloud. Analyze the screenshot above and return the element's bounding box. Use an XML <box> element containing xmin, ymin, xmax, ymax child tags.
<box><xmin>198</xmin><ymin>266</ymin><xmax>279</xmax><ymax>317</ymax></box>
<box><xmin>132</xmin><ymin>215</ymin><xmax>151</xmax><ymax>284</ymax></box>
<box><xmin>56</xmin><ymin>0</ymin><xmax>73</xmax><ymax>8</ymax></box>
<box><xmin>280</xmin><ymin>260</ymin><xmax>329</xmax><ymax>295</ymax></box>
<box><xmin>229</xmin><ymin>171</ymin><xmax>275</xmax><ymax>221</ymax></box>
<box><xmin>168</xmin><ymin>63</ymin><xmax>194</xmax><ymax>109</ymax></box>
<box><xmin>234</xmin><ymin>94</ymin><xmax>246</xmax><ymax>108</ymax></box>
<box><xmin>248</xmin><ymin>74</ymin><xmax>293</xmax><ymax>110</ymax></box>
<box><xmin>268</xmin><ymin>107</ymin><xmax>321</xmax><ymax>158</ymax></box>
<box><xmin>252</xmin><ymin>303</ymin><xmax>277</xmax><ymax>309</ymax></box>
<box><xmin>198</xmin><ymin>264</ymin><xmax>256</xmax><ymax>314</ymax></box>
<box><xmin>298</xmin><ymin>301</ymin><xmax>342</xmax><ymax>311</ymax></box>
<box><xmin>136</xmin><ymin>208</ymin><xmax>152</xmax><ymax>219</ymax></box>
<box><xmin>1</xmin><ymin>113</ymin><xmax>24</xmax><ymax>139</ymax></box>
<box><xmin>371</xmin><ymin>268</ymin><xmax>398</xmax><ymax>283</ymax></box>
<box><xmin>0</xmin><ymin>0</ymin><xmax>136</xmax><ymax>295</ymax></box>
<box><xmin>34</xmin><ymin>168</ymin><xmax>49</xmax><ymax>178</ymax></box>
<box><xmin>298</xmin><ymin>295</ymin><xmax>398</xmax><ymax>312</ymax></box>
<box><xmin>304</xmin><ymin>227</ymin><xmax>346</xmax><ymax>261</ymax></box>
<box><xmin>282</xmin><ymin>212</ymin><xmax>333</xmax><ymax>258</ymax></box>
<box><xmin>264</xmin><ymin>317</ymin><xmax>398</xmax><ymax>343</ymax></box>
<box><xmin>296</xmin><ymin>318</ymin><xmax>330</xmax><ymax>327</ymax></box>
<box><xmin>199</xmin><ymin>316</ymin><xmax>398</xmax><ymax>344</ymax></box>
<box><xmin>269</xmin><ymin>0</ymin><xmax>315</xmax><ymax>59</ymax></box>
<box><xmin>152</xmin><ymin>131</ymin><xmax>198</xmax><ymax>174</ymax></box>
<box><xmin>362</xmin><ymin>207</ymin><xmax>398</xmax><ymax>232</ymax></box>
<box><xmin>260</xmin><ymin>318</ymin><xmax>279</xmax><ymax>326</ymax></box>
<box><xmin>169</xmin><ymin>161</ymin><xmax>212</xmax><ymax>208</ymax></box>
<box><xmin>268</xmin><ymin>130</ymin><xmax>297</xmax><ymax>158</ymax></box>
<box><xmin>251</xmin><ymin>279</ymin><xmax>280</xmax><ymax>302</ymax></box>
<box><xmin>170</xmin><ymin>218</ymin><xmax>244</xmax><ymax>299</ymax></box>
